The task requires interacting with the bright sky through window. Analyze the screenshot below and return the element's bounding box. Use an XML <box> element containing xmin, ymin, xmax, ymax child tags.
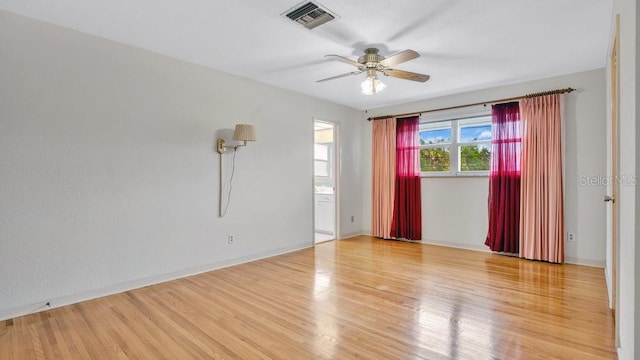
<box><xmin>460</xmin><ymin>125</ymin><xmax>492</xmax><ymax>142</ymax></box>
<box><xmin>420</xmin><ymin>128</ymin><xmax>451</xmax><ymax>144</ymax></box>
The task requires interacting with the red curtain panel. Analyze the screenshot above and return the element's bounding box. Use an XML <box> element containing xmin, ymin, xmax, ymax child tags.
<box><xmin>390</xmin><ymin>116</ymin><xmax>422</xmax><ymax>241</ymax></box>
<box><xmin>485</xmin><ymin>102</ymin><xmax>521</xmax><ymax>253</ymax></box>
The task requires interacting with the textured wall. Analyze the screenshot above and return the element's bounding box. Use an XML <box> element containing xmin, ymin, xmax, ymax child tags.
<box><xmin>0</xmin><ymin>10</ymin><xmax>364</xmax><ymax>318</ymax></box>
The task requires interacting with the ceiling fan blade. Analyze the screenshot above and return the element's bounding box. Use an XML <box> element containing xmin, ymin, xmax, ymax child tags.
<box><xmin>316</xmin><ymin>70</ymin><xmax>363</xmax><ymax>83</ymax></box>
<box><xmin>383</xmin><ymin>69</ymin><xmax>430</xmax><ymax>82</ymax></box>
<box><xmin>379</xmin><ymin>50</ymin><xmax>420</xmax><ymax>67</ymax></box>
<box><xmin>324</xmin><ymin>54</ymin><xmax>362</xmax><ymax>68</ymax></box>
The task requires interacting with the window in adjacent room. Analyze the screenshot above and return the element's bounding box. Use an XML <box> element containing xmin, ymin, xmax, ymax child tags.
<box><xmin>314</xmin><ymin>143</ymin><xmax>331</xmax><ymax>177</ymax></box>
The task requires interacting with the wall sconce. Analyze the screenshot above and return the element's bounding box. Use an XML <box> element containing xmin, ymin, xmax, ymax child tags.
<box><xmin>218</xmin><ymin>124</ymin><xmax>257</xmax><ymax>217</ymax></box>
<box><xmin>217</xmin><ymin>124</ymin><xmax>257</xmax><ymax>154</ymax></box>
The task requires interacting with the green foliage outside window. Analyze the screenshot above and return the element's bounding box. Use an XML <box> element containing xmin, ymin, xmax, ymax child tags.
<box><xmin>420</xmin><ymin>148</ymin><xmax>450</xmax><ymax>172</ymax></box>
<box><xmin>420</xmin><ymin>145</ymin><xmax>491</xmax><ymax>172</ymax></box>
<box><xmin>460</xmin><ymin>145</ymin><xmax>491</xmax><ymax>171</ymax></box>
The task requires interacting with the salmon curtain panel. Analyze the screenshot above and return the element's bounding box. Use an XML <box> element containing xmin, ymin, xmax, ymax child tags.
<box><xmin>519</xmin><ymin>94</ymin><xmax>565</xmax><ymax>263</ymax></box>
<box><xmin>371</xmin><ymin>116</ymin><xmax>422</xmax><ymax>241</ymax></box>
<box><xmin>390</xmin><ymin>116</ymin><xmax>422</xmax><ymax>240</ymax></box>
<box><xmin>371</xmin><ymin>118</ymin><xmax>396</xmax><ymax>238</ymax></box>
<box><xmin>485</xmin><ymin>102</ymin><xmax>521</xmax><ymax>253</ymax></box>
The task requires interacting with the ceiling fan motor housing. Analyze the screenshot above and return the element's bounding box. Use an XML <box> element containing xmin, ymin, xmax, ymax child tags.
<box><xmin>358</xmin><ymin>48</ymin><xmax>385</xmax><ymax>70</ymax></box>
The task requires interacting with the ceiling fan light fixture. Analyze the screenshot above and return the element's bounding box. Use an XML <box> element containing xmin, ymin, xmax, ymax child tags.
<box><xmin>361</xmin><ymin>76</ymin><xmax>386</xmax><ymax>95</ymax></box>
<box><xmin>317</xmin><ymin>48</ymin><xmax>428</xmax><ymax>94</ymax></box>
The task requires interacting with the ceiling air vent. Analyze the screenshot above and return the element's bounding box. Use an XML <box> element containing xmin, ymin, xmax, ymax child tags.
<box><xmin>283</xmin><ymin>1</ymin><xmax>336</xmax><ymax>30</ymax></box>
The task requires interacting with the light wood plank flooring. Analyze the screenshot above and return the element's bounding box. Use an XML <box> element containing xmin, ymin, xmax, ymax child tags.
<box><xmin>0</xmin><ymin>236</ymin><xmax>616</xmax><ymax>359</ymax></box>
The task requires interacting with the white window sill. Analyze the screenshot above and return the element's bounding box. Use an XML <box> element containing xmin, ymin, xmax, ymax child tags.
<box><xmin>420</xmin><ymin>172</ymin><xmax>489</xmax><ymax>178</ymax></box>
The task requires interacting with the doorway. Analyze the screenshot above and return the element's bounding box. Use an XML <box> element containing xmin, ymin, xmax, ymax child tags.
<box><xmin>314</xmin><ymin>120</ymin><xmax>337</xmax><ymax>244</ymax></box>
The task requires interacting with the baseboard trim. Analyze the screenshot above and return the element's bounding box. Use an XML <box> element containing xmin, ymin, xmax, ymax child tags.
<box><xmin>0</xmin><ymin>243</ymin><xmax>311</xmax><ymax>322</ymax></box>
<box><xmin>420</xmin><ymin>239</ymin><xmax>604</xmax><ymax>268</ymax></box>
<box><xmin>340</xmin><ymin>231</ymin><xmax>364</xmax><ymax>239</ymax></box>
<box><xmin>565</xmin><ymin>257</ymin><xmax>605</xmax><ymax>268</ymax></box>
<box><xmin>420</xmin><ymin>239</ymin><xmax>492</xmax><ymax>253</ymax></box>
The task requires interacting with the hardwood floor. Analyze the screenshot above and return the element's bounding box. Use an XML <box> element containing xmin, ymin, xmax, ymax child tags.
<box><xmin>0</xmin><ymin>236</ymin><xmax>616</xmax><ymax>359</ymax></box>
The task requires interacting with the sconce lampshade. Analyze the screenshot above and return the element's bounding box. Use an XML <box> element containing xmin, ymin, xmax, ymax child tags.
<box><xmin>232</xmin><ymin>124</ymin><xmax>257</xmax><ymax>142</ymax></box>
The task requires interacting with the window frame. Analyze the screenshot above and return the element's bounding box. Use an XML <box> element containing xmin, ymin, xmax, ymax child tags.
<box><xmin>420</xmin><ymin>114</ymin><xmax>492</xmax><ymax>177</ymax></box>
<box><xmin>314</xmin><ymin>143</ymin><xmax>333</xmax><ymax>179</ymax></box>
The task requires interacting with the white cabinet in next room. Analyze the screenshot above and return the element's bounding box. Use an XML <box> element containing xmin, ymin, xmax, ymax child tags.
<box><xmin>315</xmin><ymin>194</ymin><xmax>334</xmax><ymax>235</ymax></box>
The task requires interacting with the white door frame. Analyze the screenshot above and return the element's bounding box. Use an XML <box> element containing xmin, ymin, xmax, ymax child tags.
<box><xmin>312</xmin><ymin>118</ymin><xmax>340</xmax><ymax>245</ymax></box>
<box><xmin>606</xmin><ymin>14</ymin><xmax>620</xmax><ymax>347</ymax></box>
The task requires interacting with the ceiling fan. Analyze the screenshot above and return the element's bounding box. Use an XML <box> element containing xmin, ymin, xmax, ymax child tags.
<box><xmin>317</xmin><ymin>48</ymin><xmax>430</xmax><ymax>95</ymax></box>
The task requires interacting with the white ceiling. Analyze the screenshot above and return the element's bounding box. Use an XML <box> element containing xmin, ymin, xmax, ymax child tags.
<box><xmin>0</xmin><ymin>0</ymin><xmax>613</xmax><ymax>110</ymax></box>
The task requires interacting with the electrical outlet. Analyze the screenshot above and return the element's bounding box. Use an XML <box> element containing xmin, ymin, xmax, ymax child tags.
<box><xmin>351</xmin><ymin>215</ymin><xmax>355</xmax><ymax>223</ymax></box>
<box><xmin>228</xmin><ymin>234</ymin><xmax>235</xmax><ymax>244</ymax></box>
<box><xmin>568</xmin><ymin>233</ymin><xmax>576</xmax><ymax>242</ymax></box>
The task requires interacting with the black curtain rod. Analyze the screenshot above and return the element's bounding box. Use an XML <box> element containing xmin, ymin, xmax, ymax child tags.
<box><xmin>366</xmin><ymin>87</ymin><xmax>575</xmax><ymax>121</ymax></box>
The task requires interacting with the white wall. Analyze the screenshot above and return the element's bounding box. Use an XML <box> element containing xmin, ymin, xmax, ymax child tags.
<box><xmin>362</xmin><ymin>69</ymin><xmax>607</xmax><ymax>266</ymax></box>
<box><xmin>335</xmin><ymin>116</ymin><xmax>366</xmax><ymax>238</ymax></box>
<box><xmin>421</xmin><ymin>177</ymin><xmax>489</xmax><ymax>250</ymax></box>
<box><xmin>0</xmin><ymin>11</ymin><xmax>363</xmax><ymax>319</ymax></box>
<box><xmin>636</xmin><ymin>2</ymin><xmax>640</xmax><ymax>350</ymax></box>
<box><xmin>608</xmin><ymin>1</ymin><xmax>638</xmax><ymax>359</ymax></box>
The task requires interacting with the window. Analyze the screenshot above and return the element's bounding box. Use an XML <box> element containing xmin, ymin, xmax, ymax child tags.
<box><xmin>314</xmin><ymin>143</ymin><xmax>331</xmax><ymax>177</ymax></box>
<box><xmin>420</xmin><ymin>115</ymin><xmax>492</xmax><ymax>176</ymax></box>
<box><xmin>419</xmin><ymin>121</ymin><xmax>452</xmax><ymax>172</ymax></box>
